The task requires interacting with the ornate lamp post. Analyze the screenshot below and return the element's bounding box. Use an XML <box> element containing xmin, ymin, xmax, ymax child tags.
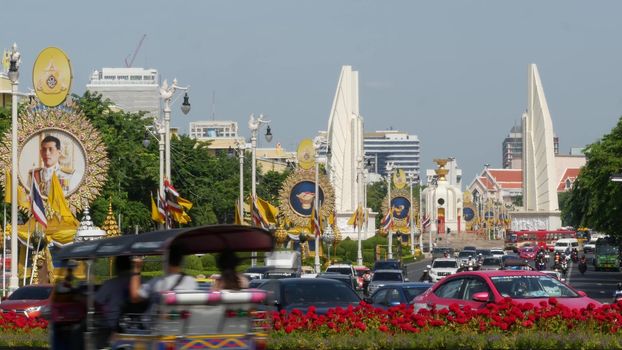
<box><xmin>386</xmin><ymin>162</ymin><xmax>394</xmax><ymax>259</ymax></box>
<box><xmin>323</xmin><ymin>225</ymin><xmax>335</xmax><ymax>263</ymax></box>
<box><xmin>7</xmin><ymin>43</ymin><xmax>21</xmax><ymax>292</ymax></box>
<box><xmin>407</xmin><ymin>170</ymin><xmax>419</xmax><ymax>256</ymax></box>
<box><xmin>158</xmin><ymin>79</ymin><xmax>190</xmax><ymax>229</ymax></box>
<box><xmin>248</xmin><ymin>114</ymin><xmax>272</xmax><ymax>266</ymax></box>
<box><xmin>236</xmin><ymin>139</ymin><xmax>245</xmax><ymax>222</ymax></box>
<box><xmin>313</xmin><ymin>136</ymin><xmax>325</xmax><ymax>273</ymax></box>
<box><xmin>356</xmin><ymin>156</ymin><xmax>364</xmax><ymax>266</ymax></box>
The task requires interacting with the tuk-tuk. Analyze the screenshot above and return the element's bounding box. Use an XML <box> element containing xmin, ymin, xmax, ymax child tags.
<box><xmin>53</xmin><ymin>225</ymin><xmax>274</xmax><ymax>350</ymax></box>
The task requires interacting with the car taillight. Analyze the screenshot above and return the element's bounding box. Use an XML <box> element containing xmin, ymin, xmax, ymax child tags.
<box><xmin>226</xmin><ymin>309</ymin><xmax>249</xmax><ymax>318</ymax></box>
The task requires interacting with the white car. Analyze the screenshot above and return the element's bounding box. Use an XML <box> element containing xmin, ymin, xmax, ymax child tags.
<box><xmin>490</xmin><ymin>248</ymin><xmax>505</xmax><ymax>259</ymax></box>
<box><xmin>428</xmin><ymin>258</ymin><xmax>459</xmax><ymax>282</ymax></box>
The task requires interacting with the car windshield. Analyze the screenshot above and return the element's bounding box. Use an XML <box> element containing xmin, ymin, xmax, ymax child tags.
<box><xmin>476</xmin><ymin>249</ymin><xmax>491</xmax><ymax>256</ymax></box>
<box><xmin>374</xmin><ymin>261</ymin><xmax>400</xmax><ymax>270</ymax></box>
<box><xmin>555</xmin><ymin>242</ymin><xmax>568</xmax><ymax>247</ymax></box>
<box><xmin>355</xmin><ymin>269</ymin><xmax>369</xmax><ymax>277</ymax></box>
<box><xmin>372</xmin><ymin>272</ymin><xmax>402</xmax><ymax>281</ymax></box>
<box><xmin>482</xmin><ymin>258</ymin><xmax>501</xmax><ymax>265</ymax></box>
<box><xmin>458</xmin><ymin>251</ymin><xmax>473</xmax><ymax>258</ymax></box>
<box><xmin>490</xmin><ymin>275</ymin><xmax>579</xmax><ymax>299</ymax></box>
<box><xmin>326</xmin><ymin>267</ymin><xmax>352</xmax><ymax>275</ymax></box>
<box><xmin>522</xmin><ymin>247</ymin><xmax>534</xmax><ymax>252</ymax></box>
<box><xmin>8</xmin><ymin>286</ymin><xmax>52</xmax><ymax>300</ymax></box>
<box><xmin>282</xmin><ymin>282</ymin><xmax>360</xmax><ymax>306</ymax></box>
<box><xmin>433</xmin><ymin>260</ymin><xmax>457</xmax><ymax>268</ymax></box>
<box><xmin>404</xmin><ymin>286</ymin><xmax>429</xmax><ymax>300</ymax></box>
<box><xmin>491</xmin><ymin>250</ymin><xmax>504</xmax><ymax>255</ymax></box>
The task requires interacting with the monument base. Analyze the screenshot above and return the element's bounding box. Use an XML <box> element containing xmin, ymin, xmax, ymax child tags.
<box><xmin>335</xmin><ymin>211</ymin><xmax>377</xmax><ymax>241</ymax></box>
<box><xmin>510</xmin><ymin>211</ymin><xmax>562</xmax><ymax>231</ymax></box>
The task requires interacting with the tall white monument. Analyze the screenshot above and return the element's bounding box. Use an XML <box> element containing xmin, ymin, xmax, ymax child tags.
<box><xmin>326</xmin><ymin>66</ymin><xmax>372</xmax><ymax>239</ymax></box>
<box><xmin>512</xmin><ymin>64</ymin><xmax>561</xmax><ymax>231</ymax></box>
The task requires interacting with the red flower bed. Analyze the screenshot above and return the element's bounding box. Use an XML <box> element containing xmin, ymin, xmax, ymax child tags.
<box><xmin>0</xmin><ymin>311</ymin><xmax>48</xmax><ymax>331</ymax></box>
<box><xmin>271</xmin><ymin>298</ymin><xmax>622</xmax><ymax>335</ymax></box>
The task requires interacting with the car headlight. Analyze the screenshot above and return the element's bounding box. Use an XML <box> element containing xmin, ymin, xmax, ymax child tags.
<box><xmin>25</xmin><ymin>306</ymin><xmax>41</xmax><ymax>313</ymax></box>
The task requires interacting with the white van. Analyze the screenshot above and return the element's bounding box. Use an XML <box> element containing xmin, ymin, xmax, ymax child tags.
<box><xmin>553</xmin><ymin>238</ymin><xmax>579</xmax><ymax>253</ymax></box>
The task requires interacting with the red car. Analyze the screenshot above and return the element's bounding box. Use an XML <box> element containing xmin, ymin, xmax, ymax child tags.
<box><xmin>518</xmin><ymin>246</ymin><xmax>537</xmax><ymax>260</ymax></box>
<box><xmin>412</xmin><ymin>270</ymin><xmax>600</xmax><ymax>311</ymax></box>
<box><xmin>0</xmin><ymin>284</ymin><xmax>53</xmax><ymax>318</ymax></box>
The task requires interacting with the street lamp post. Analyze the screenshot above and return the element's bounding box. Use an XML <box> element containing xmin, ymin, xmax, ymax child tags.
<box><xmin>236</xmin><ymin>139</ymin><xmax>245</xmax><ymax>222</ymax></box>
<box><xmin>248</xmin><ymin>114</ymin><xmax>272</xmax><ymax>267</ymax></box>
<box><xmin>7</xmin><ymin>44</ymin><xmax>20</xmax><ymax>292</ymax></box>
<box><xmin>407</xmin><ymin>170</ymin><xmax>418</xmax><ymax>256</ymax></box>
<box><xmin>356</xmin><ymin>156</ymin><xmax>364</xmax><ymax>266</ymax></box>
<box><xmin>160</xmin><ymin>79</ymin><xmax>191</xmax><ymax>180</ymax></box>
<box><xmin>386</xmin><ymin>162</ymin><xmax>394</xmax><ymax>259</ymax></box>
<box><xmin>313</xmin><ymin>136</ymin><xmax>324</xmax><ymax>273</ymax></box>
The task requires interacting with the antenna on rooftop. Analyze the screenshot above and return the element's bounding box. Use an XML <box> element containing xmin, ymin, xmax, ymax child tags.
<box><xmin>212</xmin><ymin>91</ymin><xmax>216</xmax><ymax>120</ymax></box>
<box><xmin>125</xmin><ymin>34</ymin><xmax>147</xmax><ymax>68</ymax></box>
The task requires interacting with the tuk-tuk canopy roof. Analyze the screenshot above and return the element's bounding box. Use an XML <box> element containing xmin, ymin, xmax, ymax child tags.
<box><xmin>56</xmin><ymin>225</ymin><xmax>274</xmax><ymax>260</ymax></box>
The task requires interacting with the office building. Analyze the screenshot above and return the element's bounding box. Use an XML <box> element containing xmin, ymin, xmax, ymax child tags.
<box><xmin>364</xmin><ymin>130</ymin><xmax>420</xmax><ymax>182</ymax></box>
<box><xmin>502</xmin><ymin>124</ymin><xmax>559</xmax><ymax>169</ymax></box>
<box><xmin>86</xmin><ymin>67</ymin><xmax>160</xmax><ymax>117</ymax></box>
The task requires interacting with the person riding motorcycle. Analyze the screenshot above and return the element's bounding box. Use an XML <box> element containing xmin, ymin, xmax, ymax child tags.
<box><xmin>467</xmin><ymin>255</ymin><xmax>476</xmax><ymax>271</ymax></box>
<box><xmin>613</xmin><ymin>282</ymin><xmax>622</xmax><ymax>303</ymax></box>
<box><xmin>536</xmin><ymin>255</ymin><xmax>546</xmax><ymax>271</ymax></box>
<box><xmin>578</xmin><ymin>255</ymin><xmax>587</xmax><ymax>274</ymax></box>
<box><xmin>571</xmin><ymin>248</ymin><xmax>579</xmax><ymax>263</ymax></box>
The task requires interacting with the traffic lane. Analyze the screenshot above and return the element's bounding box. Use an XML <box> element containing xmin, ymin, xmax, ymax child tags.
<box><xmin>567</xmin><ymin>262</ymin><xmax>622</xmax><ymax>303</ymax></box>
<box><xmin>405</xmin><ymin>258</ymin><xmax>432</xmax><ymax>282</ymax></box>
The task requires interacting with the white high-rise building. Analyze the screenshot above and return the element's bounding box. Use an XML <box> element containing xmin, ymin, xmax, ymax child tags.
<box><xmin>86</xmin><ymin>67</ymin><xmax>160</xmax><ymax>117</ymax></box>
<box><xmin>364</xmin><ymin>131</ymin><xmax>421</xmax><ymax>182</ymax></box>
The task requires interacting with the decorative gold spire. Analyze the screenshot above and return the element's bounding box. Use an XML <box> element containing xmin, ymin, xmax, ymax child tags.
<box><xmin>102</xmin><ymin>202</ymin><xmax>120</xmax><ymax>237</ymax></box>
<box><xmin>433</xmin><ymin>158</ymin><xmax>449</xmax><ymax>181</ymax></box>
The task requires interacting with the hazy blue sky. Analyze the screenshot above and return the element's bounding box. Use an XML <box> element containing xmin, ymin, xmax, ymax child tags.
<box><xmin>3</xmin><ymin>1</ymin><xmax>622</xmax><ymax>184</ymax></box>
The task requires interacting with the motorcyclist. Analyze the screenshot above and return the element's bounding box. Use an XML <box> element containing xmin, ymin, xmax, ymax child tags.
<box><xmin>419</xmin><ymin>266</ymin><xmax>432</xmax><ymax>283</ymax></box>
<box><xmin>571</xmin><ymin>248</ymin><xmax>579</xmax><ymax>263</ymax></box>
<box><xmin>613</xmin><ymin>282</ymin><xmax>622</xmax><ymax>303</ymax></box>
<box><xmin>467</xmin><ymin>255</ymin><xmax>475</xmax><ymax>271</ymax></box>
<box><xmin>578</xmin><ymin>255</ymin><xmax>587</xmax><ymax>274</ymax></box>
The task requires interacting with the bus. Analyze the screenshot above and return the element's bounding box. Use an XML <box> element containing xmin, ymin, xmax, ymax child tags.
<box><xmin>594</xmin><ymin>238</ymin><xmax>620</xmax><ymax>271</ymax></box>
<box><xmin>505</xmin><ymin>230</ymin><xmax>577</xmax><ymax>251</ymax></box>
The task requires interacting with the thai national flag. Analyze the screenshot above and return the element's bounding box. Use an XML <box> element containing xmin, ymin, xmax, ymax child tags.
<box><xmin>164</xmin><ymin>179</ymin><xmax>182</xmax><ymax>213</ymax></box>
<box><xmin>311</xmin><ymin>204</ymin><xmax>321</xmax><ymax>237</ymax></box>
<box><xmin>30</xmin><ymin>171</ymin><xmax>47</xmax><ymax>228</ymax></box>
<box><xmin>422</xmin><ymin>215</ymin><xmax>431</xmax><ymax>230</ymax></box>
<box><xmin>380</xmin><ymin>210</ymin><xmax>393</xmax><ymax>231</ymax></box>
<box><xmin>251</xmin><ymin>196</ymin><xmax>267</xmax><ymax>228</ymax></box>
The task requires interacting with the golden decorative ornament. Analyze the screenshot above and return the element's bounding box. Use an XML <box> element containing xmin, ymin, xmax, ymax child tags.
<box><xmin>381</xmin><ymin>187</ymin><xmax>413</xmax><ymax>231</ymax></box>
<box><xmin>102</xmin><ymin>202</ymin><xmax>120</xmax><ymax>237</ymax></box>
<box><xmin>332</xmin><ymin>225</ymin><xmax>342</xmax><ymax>245</ymax></box>
<box><xmin>0</xmin><ymin>98</ymin><xmax>109</xmax><ymax>212</ymax></box>
<box><xmin>274</xmin><ymin>227</ymin><xmax>288</xmax><ymax>246</ymax></box>
<box><xmin>278</xmin><ymin>168</ymin><xmax>335</xmax><ymax>229</ymax></box>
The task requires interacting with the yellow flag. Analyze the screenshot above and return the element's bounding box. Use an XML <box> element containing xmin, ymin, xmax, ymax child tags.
<box><xmin>234</xmin><ymin>200</ymin><xmax>243</xmax><ymax>225</ymax></box>
<box><xmin>3</xmin><ymin>169</ymin><xmax>30</xmax><ymax>209</ymax></box>
<box><xmin>171</xmin><ymin>210</ymin><xmax>191</xmax><ymax>224</ymax></box>
<box><xmin>150</xmin><ymin>193</ymin><xmax>165</xmax><ymax>224</ymax></box>
<box><xmin>48</xmin><ymin>172</ymin><xmax>78</xmax><ymax>225</ymax></box>
<box><xmin>347</xmin><ymin>207</ymin><xmax>359</xmax><ymax>227</ymax></box>
<box><xmin>256</xmin><ymin>196</ymin><xmax>278</xmax><ymax>224</ymax></box>
<box><xmin>178</xmin><ymin>196</ymin><xmax>193</xmax><ymax>211</ymax></box>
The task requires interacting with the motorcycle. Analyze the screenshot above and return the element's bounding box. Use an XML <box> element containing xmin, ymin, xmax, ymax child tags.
<box><xmin>560</xmin><ymin>260</ymin><xmax>568</xmax><ymax>278</ymax></box>
<box><xmin>536</xmin><ymin>260</ymin><xmax>546</xmax><ymax>271</ymax></box>
<box><xmin>571</xmin><ymin>250</ymin><xmax>579</xmax><ymax>263</ymax></box>
<box><xmin>578</xmin><ymin>258</ymin><xmax>587</xmax><ymax>275</ymax></box>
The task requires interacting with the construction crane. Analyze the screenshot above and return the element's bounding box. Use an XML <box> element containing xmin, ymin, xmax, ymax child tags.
<box><xmin>125</xmin><ymin>34</ymin><xmax>147</xmax><ymax>68</ymax></box>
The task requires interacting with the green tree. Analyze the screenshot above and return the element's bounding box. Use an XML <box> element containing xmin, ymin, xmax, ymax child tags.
<box><xmin>564</xmin><ymin>117</ymin><xmax>622</xmax><ymax>239</ymax></box>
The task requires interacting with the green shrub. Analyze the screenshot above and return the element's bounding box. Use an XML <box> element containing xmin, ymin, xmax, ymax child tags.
<box><xmin>184</xmin><ymin>255</ymin><xmax>203</xmax><ymax>271</ymax></box>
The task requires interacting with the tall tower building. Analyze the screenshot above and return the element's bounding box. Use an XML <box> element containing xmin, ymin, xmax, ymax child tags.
<box><xmin>86</xmin><ymin>67</ymin><xmax>160</xmax><ymax>117</ymax></box>
<box><xmin>502</xmin><ymin>124</ymin><xmax>559</xmax><ymax>169</ymax></box>
<box><xmin>364</xmin><ymin>130</ymin><xmax>420</xmax><ymax>182</ymax></box>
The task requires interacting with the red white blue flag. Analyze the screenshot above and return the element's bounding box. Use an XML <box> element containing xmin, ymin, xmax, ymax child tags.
<box><xmin>30</xmin><ymin>170</ymin><xmax>47</xmax><ymax>228</ymax></box>
<box><xmin>380</xmin><ymin>210</ymin><xmax>393</xmax><ymax>231</ymax></box>
<box><xmin>311</xmin><ymin>204</ymin><xmax>321</xmax><ymax>237</ymax></box>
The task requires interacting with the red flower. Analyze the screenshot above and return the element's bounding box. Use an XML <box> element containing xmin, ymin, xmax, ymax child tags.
<box><xmin>379</xmin><ymin>325</ymin><xmax>389</xmax><ymax>332</ymax></box>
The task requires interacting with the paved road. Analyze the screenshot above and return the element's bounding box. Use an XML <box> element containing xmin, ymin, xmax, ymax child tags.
<box><xmin>404</xmin><ymin>253</ymin><xmax>622</xmax><ymax>304</ymax></box>
<box><xmin>565</xmin><ymin>255</ymin><xmax>622</xmax><ymax>303</ymax></box>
